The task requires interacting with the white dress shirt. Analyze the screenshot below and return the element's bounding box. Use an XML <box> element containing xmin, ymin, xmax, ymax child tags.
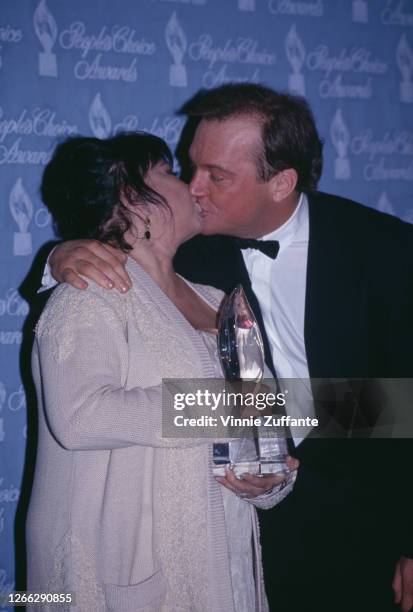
<box><xmin>241</xmin><ymin>193</ymin><xmax>314</xmax><ymax>444</ymax></box>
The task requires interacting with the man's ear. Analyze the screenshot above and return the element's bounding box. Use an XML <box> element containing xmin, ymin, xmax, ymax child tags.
<box><xmin>269</xmin><ymin>168</ymin><xmax>298</xmax><ymax>202</ymax></box>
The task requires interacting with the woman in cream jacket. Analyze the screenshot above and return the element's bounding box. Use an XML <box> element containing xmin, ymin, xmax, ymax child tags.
<box><xmin>27</xmin><ymin>132</ymin><xmax>297</xmax><ymax>612</ymax></box>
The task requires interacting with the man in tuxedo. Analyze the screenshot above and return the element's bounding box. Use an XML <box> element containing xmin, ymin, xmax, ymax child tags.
<box><xmin>46</xmin><ymin>84</ymin><xmax>413</xmax><ymax>611</ymax></box>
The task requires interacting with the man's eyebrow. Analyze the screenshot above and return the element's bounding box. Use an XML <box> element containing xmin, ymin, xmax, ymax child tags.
<box><xmin>195</xmin><ymin>162</ymin><xmax>235</xmax><ymax>176</ymax></box>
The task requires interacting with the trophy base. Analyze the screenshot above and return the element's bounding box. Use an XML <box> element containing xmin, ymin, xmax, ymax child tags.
<box><xmin>13</xmin><ymin>232</ymin><xmax>32</xmax><ymax>256</ymax></box>
<box><xmin>170</xmin><ymin>65</ymin><xmax>187</xmax><ymax>88</ymax></box>
<box><xmin>288</xmin><ymin>73</ymin><xmax>305</xmax><ymax>96</ymax></box>
<box><xmin>335</xmin><ymin>158</ymin><xmax>351</xmax><ymax>180</ymax></box>
<box><xmin>400</xmin><ymin>82</ymin><xmax>413</xmax><ymax>104</ymax></box>
<box><xmin>352</xmin><ymin>1</ymin><xmax>368</xmax><ymax>23</ymax></box>
<box><xmin>212</xmin><ymin>460</ymin><xmax>288</xmax><ymax>477</ymax></box>
<box><xmin>213</xmin><ymin>433</ymin><xmax>288</xmax><ymax>477</ymax></box>
<box><xmin>39</xmin><ymin>52</ymin><xmax>57</xmax><ymax>77</ymax></box>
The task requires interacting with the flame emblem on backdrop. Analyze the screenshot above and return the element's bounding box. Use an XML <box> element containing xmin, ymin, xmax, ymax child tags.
<box><xmin>397</xmin><ymin>34</ymin><xmax>413</xmax><ymax>103</ymax></box>
<box><xmin>238</xmin><ymin>0</ymin><xmax>256</xmax><ymax>10</ymax></box>
<box><xmin>89</xmin><ymin>93</ymin><xmax>112</xmax><ymax>139</ymax></box>
<box><xmin>285</xmin><ymin>24</ymin><xmax>306</xmax><ymax>96</ymax></box>
<box><xmin>330</xmin><ymin>109</ymin><xmax>351</xmax><ymax>180</ymax></box>
<box><xmin>33</xmin><ymin>0</ymin><xmax>58</xmax><ymax>77</ymax></box>
<box><xmin>165</xmin><ymin>12</ymin><xmax>188</xmax><ymax>87</ymax></box>
<box><xmin>352</xmin><ymin>0</ymin><xmax>368</xmax><ymax>23</ymax></box>
<box><xmin>9</xmin><ymin>178</ymin><xmax>33</xmax><ymax>256</ymax></box>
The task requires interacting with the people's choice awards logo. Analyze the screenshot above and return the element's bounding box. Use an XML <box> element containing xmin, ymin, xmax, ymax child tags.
<box><xmin>268</xmin><ymin>0</ymin><xmax>323</xmax><ymax>17</ymax></box>
<box><xmin>352</xmin><ymin>0</ymin><xmax>368</xmax><ymax>23</ymax></box>
<box><xmin>330</xmin><ymin>109</ymin><xmax>351</xmax><ymax>180</ymax></box>
<box><xmin>285</xmin><ymin>25</ymin><xmax>306</xmax><ymax>95</ymax></box>
<box><xmin>33</xmin><ymin>0</ymin><xmax>58</xmax><ymax>77</ymax></box>
<box><xmin>351</xmin><ymin>129</ymin><xmax>413</xmax><ymax>181</ymax></box>
<box><xmin>381</xmin><ymin>0</ymin><xmax>413</xmax><ymax>27</ymax></box>
<box><xmin>9</xmin><ymin>178</ymin><xmax>33</xmax><ymax>256</ymax></box>
<box><xmin>0</xmin><ymin>289</ymin><xmax>29</xmax><ymax>318</ymax></box>
<box><xmin>397</xmin><ymin>34</ymin><xmax>413</xmax><ymax>103</ymax></box>
<box><xmin>0</xmin><ymin>24</ymin><xmax>23</xmax><ymax>70</ymax></box>
<box><xmin>89</xmin><ymin>93</ymin><xmax>112</xmax><ymax>139</ymax></box>
<box><xmin>306</xmin><ymin>45</ymin><xmax>387</xmax><ymax>100</ymax></box>
<box><xmin>165</xmin><ymin>12</ymin><xmax>188</xmax><ymax>87</ymax></box>
<box><xmin>114</xmin><ymin>113</ymin><xmax>184</xmax><ymax>148</ymax></box>
<box><xmin>238</xmin><ymin>0</ymin><xmax>256</xmax><ymax>10</ymax></box>
<box><xmin>188</xmin><ymin>34</ymin><xmax>275</xmax><ymax>89</ymax></box>
<box><xmin>0</xmin><ymin>106</ymin><xmax>77</xmax><ymax>166</ymax></box>
<box><xmin>58</xmin><ymin>22</ymin><xmax>155</xmax><ymax>82</ymax></box>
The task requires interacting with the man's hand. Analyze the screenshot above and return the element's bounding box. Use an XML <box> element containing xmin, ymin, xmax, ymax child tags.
<box><xmin>49</xmin><ymin>240</ymin><xmax>131</xmax><ymax>292</ymax></box>
<box><xmin>393</xmin><ymin>557</ymin><xmax>413</xmax><ymax>612</ymax></box>
<box><xmin>215</xmin><ymin>455</ymin><xmax>299</xmax><ymax>499</ymax></box>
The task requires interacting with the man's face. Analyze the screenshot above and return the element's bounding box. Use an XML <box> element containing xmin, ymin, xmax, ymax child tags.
<box><xmin>188</xmin><ymin>116</ymin><xmax>274</xmax><ymax>237</ymax></box>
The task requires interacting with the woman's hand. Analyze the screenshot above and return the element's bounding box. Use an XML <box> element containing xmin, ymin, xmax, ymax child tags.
<box><xmin>49</xmin><ymin>239</ymin><xmax>131</xmax><ymax>292</ymax></box>
<box><xmin>215</xmin><ymin>455</ymin><xmax>299</xmax><ymax>499</ymax></box>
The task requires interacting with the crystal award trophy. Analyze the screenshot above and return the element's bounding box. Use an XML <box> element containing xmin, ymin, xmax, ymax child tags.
<box><xmin>213</xmin><ymin>285</ymin><xmax>288</xmax><ymax>476</ymax></box>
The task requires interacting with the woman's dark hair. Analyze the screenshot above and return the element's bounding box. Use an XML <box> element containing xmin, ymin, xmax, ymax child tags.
<box><xmin>181</xmin><ymin>83</ymin><xmax>323</xmax><ymax>192</ymax></box>
<box><xmin>41</xmin><ymin>132</ymin><xmax>173</xmax><ymax>251</ymax></box>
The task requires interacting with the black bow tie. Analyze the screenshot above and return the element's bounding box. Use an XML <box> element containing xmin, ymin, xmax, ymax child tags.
<box><xmin>235</xmin><ymin>238</ymin><xmax>280</xmax><ymax>260</ymax></box>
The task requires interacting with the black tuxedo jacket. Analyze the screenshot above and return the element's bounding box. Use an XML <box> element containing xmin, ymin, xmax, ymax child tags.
<box><xmin>174</xmin><ymin>190</ymin><xmax>413</xmax><ymax>558</ymax></box>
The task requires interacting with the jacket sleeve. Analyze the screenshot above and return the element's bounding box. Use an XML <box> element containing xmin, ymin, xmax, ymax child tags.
<box><xmin>245</xmin><ymin>469</ymin><xmax>297</xmax><ymax>510</ymax></box>
<box><xmin>388</xmin><ymin>227</ymin><xmax>413</xmax><ymax>558</ymax></box>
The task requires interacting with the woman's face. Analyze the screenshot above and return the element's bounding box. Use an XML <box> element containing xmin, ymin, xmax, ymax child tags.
<box><xmin>143</xmin><ymin>161</ymin><xmax>202</xmax><ymax>244</ymax></box>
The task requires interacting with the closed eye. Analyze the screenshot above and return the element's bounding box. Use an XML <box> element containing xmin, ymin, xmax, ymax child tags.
<box><xmin>210</xmin><ymin>173</ymin><xmax>225</xmax><ymax>184</ymax></box>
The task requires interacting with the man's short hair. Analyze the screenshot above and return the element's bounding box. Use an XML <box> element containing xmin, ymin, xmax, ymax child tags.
<box><xmin>182</xmin><ymin>83</ymin><xmax>323</xmax><ymax>192</ymax></box>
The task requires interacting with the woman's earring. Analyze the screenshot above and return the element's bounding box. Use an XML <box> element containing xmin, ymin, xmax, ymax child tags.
<box><xmin>144</xmin><ymin>217</ymin><xmax>151</xmax><ymax>240</ymax></box>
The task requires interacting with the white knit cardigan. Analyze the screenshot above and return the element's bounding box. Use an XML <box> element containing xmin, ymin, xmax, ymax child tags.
<box><xmin>27</xmin><ymin>258</ymin><xmax>294</xmax><ymax>612</ymax></box>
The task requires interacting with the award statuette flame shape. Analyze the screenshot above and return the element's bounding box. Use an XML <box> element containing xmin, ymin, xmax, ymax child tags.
<box><xmin>213</xmin><ymin>285</ymin><xmax>288</xmax><ymax>477</ymax></box>
<box><xmin>33</xmin><ymin>0</ymin><xmax>58</xmax><ymax>77</ymax></box>
<box><xmin>9</xmin><ymin>178</ymin><xmax>33</xmax><ymax>256</ymax></box>
<box><xmin>285</xmin><ymin>24</ymin><xmax>306</xmax><ymax>96</ymax></box>
<box><xmin>352</xmin><ymin>0</ymin><xmax>368</xmax><ymax>23</ymax></box>
<box><xmin>330</xmin><ymin>109</ymin><xmax>351</xmax><ymax>180</ymax></box>
<box><xmin>89</xmin><ymin>93</ymin><xmax>112</xmax><ymax>139</ymax></box>
<box><xmin>165</xmin><ymin>12</ymin><xmax>188</xmax><ymax>87</ymax></box>
<box><xmin>397</xmin><ymin>34</ymin><xmax>413</xmax><ymax>104</ymax></box>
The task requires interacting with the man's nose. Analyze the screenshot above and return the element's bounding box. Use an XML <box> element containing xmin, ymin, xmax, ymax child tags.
<box><xmin>189</xmin><ymin>170</ymin><xmax>207</xmax><ymax>197</ymax></box>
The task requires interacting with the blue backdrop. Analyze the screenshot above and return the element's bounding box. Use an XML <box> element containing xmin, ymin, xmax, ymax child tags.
<box><xmin>1</xmin><ymin>0</ymin><xmax>412</xmax><ymax>606</ymax></box>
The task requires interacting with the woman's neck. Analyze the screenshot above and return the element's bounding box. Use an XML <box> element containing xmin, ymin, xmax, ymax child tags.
<box><xmin>129</xmin><ymin>240</ymin><xmax>217</xmax><ymax>332</ymax></box>
<box><xmin>128</xmin><ymin>240</ymin><xmax>178</xmax><ymax>293</ymax></box>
